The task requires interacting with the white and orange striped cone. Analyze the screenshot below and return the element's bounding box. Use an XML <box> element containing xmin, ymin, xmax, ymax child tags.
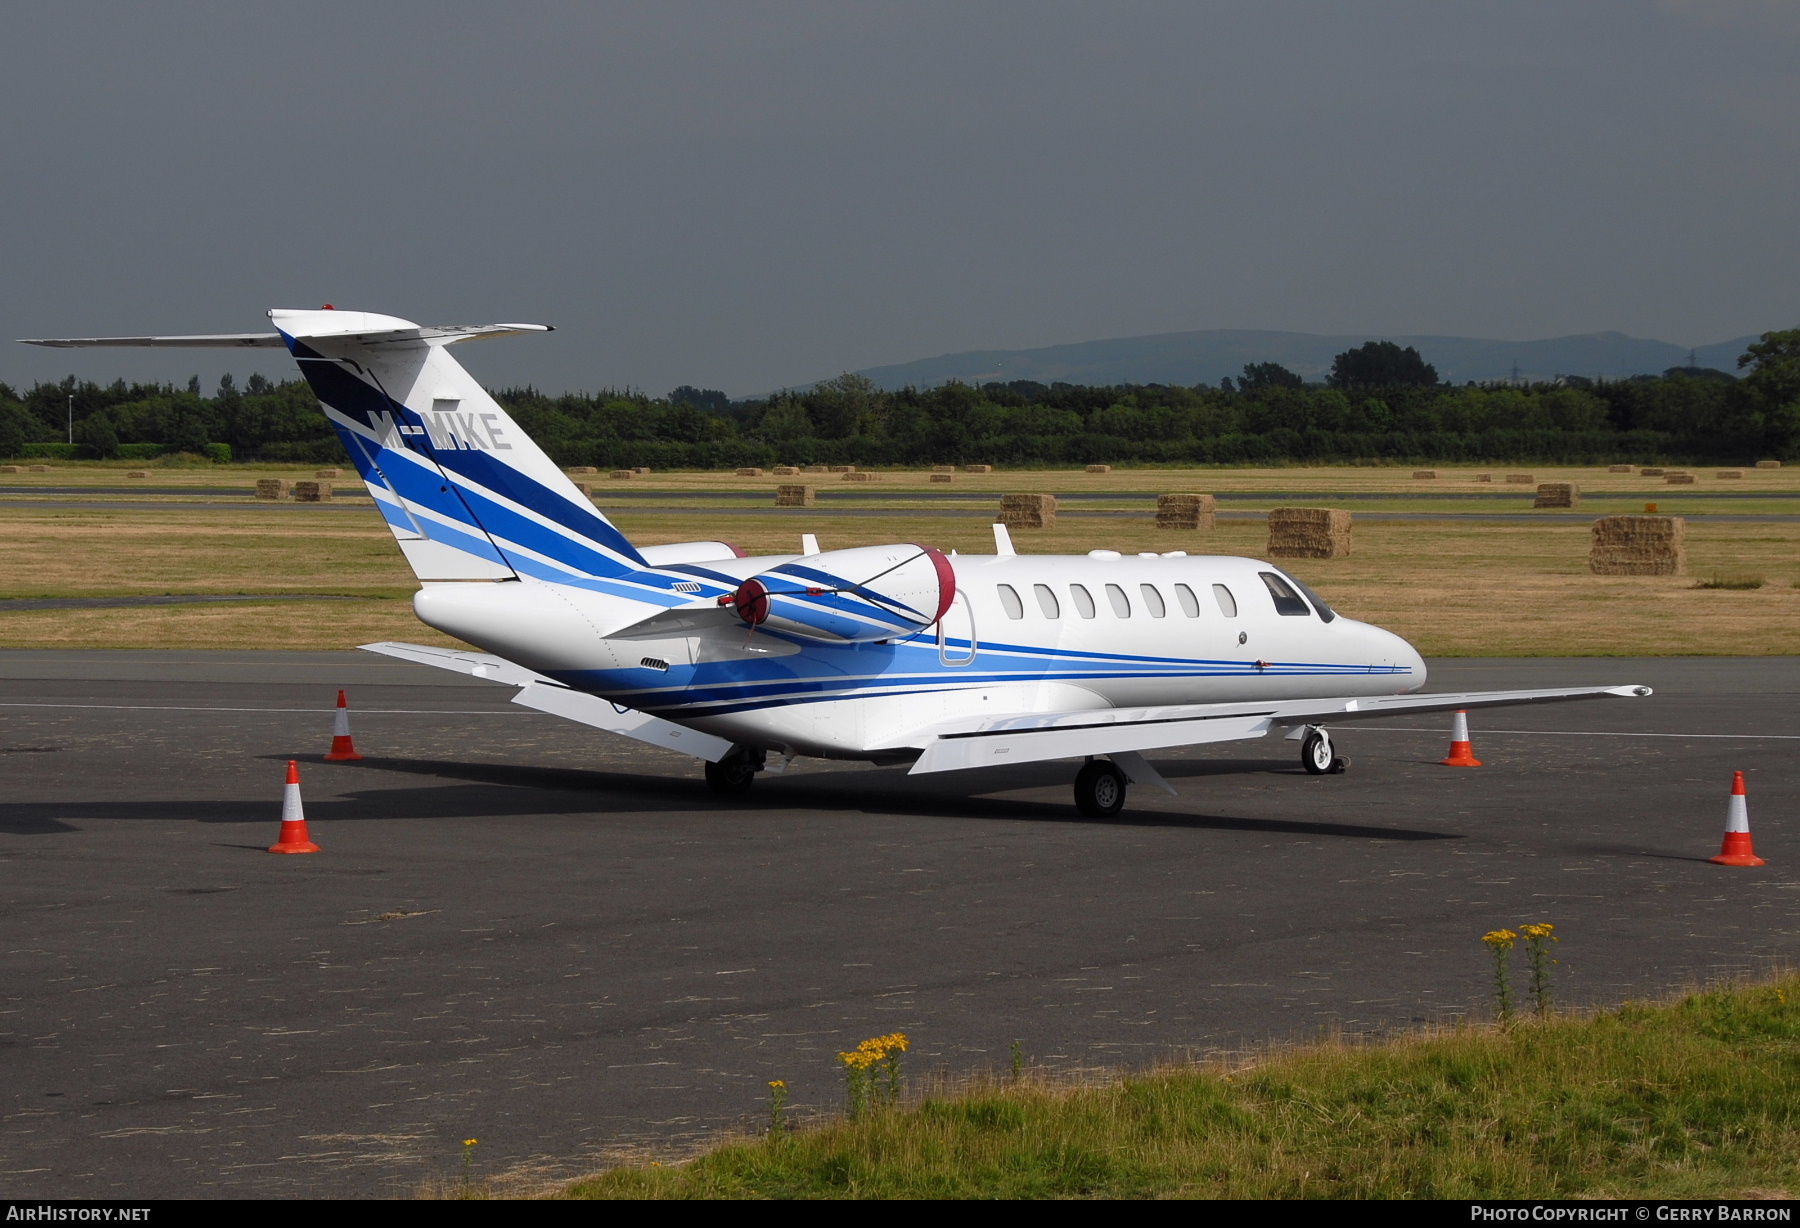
<box><xmin>1439</xmin><ymin>709</ymin><xmax>1482</xmax><ymax>767</ymax></box>
<box><xmin>268</xmin><ymin>760</ymin><xmax>320</xmax><ymax>854</ymax></box>
<box><xmin>1709</xmin><ymin>771</ymin><xmax>1765</xmax><ymax>867</ymax></box>
<box><xmin>324</xmin><ymin>689</ymin><xmax>362</xmax><ymax>761</ymax></box>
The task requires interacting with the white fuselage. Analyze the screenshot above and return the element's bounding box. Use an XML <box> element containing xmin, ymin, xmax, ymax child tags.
<box><xmin>413</xmin><ymin>550</ymin><xmax>1426</xmax><ymax>762</ymax></box>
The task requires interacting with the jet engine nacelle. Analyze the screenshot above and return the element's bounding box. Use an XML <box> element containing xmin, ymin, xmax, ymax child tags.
<box><xmin>722</xmin><ymin>543</ymin><xmax>955</xmax><ymax>643</ymax></box>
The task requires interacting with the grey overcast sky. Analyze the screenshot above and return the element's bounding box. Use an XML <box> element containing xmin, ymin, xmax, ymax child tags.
<box><xmin>3</xmin><ymin>1</ymin><xmax>1797</xmax><ymax>397</ymax></box>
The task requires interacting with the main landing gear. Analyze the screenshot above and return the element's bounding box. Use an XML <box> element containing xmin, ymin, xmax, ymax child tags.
<box><xmin>1300</xmin><ymin>726</ymin><xmax>1350</xmax><ymax>776</ymax></box>
<box><xmin>705</xmin><ymin>745</ymin><xmax>766</xmax><ymax>794</ymax></box>
<box><xmin>1074</xmin><ymin>758</ymin><xmax>1128</xmax><ymax>818</ymax></box>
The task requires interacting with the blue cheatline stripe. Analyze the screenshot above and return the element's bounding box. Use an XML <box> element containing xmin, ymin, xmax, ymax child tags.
<box><xmin>540</xmin><ymin>632</ymin><xmax>1411</xmax><ymax>717</ymax></box>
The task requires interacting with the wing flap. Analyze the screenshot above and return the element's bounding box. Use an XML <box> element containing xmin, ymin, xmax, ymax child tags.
<box><xmin>360</xmin><ymin>641</ymin><xmax>733</xmax><ymax>762</ymax></box>
<box><xmin>901</xmin><ymin>683</ymin><xmax>1652</xmax><ymax>775</ymax></box>
<box><xmin>510</xmin><ymin>681</ymin><xmax>733</xmax><ymax>762</ymax></box>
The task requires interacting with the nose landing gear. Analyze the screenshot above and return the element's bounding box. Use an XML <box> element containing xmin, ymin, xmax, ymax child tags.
<box><xmin>1074</xmin><ymin>758</ymin><xmax>1128</xmax><ymax>818</ymax></box>
<box><xmin>1300</xmin><ymin>726</ymin><xmax>1350</xmax><ymax>775</ymax></box>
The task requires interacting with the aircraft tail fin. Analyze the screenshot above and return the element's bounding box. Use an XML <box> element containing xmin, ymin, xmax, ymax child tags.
<box><xmin>272</xmin><ymin>308</ymin><xmax>646</xmax><ymax>582</ymax></box>
<box><xmin>20</xmin><ymin>308</ymin><xmax>650</xmax><ymax>584</ymax></box>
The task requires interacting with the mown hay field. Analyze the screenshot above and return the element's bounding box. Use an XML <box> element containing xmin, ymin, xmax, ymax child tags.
<box><xmin>1</xmin><ymin>503</ymin><xmax>1797</xmax><ymax>654</ymax></box>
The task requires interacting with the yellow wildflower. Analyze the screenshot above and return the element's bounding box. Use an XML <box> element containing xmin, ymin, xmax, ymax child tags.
<box><xmin>1520</xmin><ymin>923</ymin><xmax>1557</xmax><ymax>942</ymax></box>
<box><xmin>768</xmin><ymin>1080</ymin><xmax>786</xmax><ymax>1090</ymax></box>
<box><xmin>462</xmin><ymin>1139</ymin><xmax>478</xmax><ymax>1147</ymax></box>
<box><xmin>1482</xmin><ymin>929</ymin><xmax>1516</xmax><ymax>950</ymax></box>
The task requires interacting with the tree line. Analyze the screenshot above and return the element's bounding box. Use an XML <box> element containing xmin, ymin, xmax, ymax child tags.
<box><xmin>4</xmin><ymin>331</ymin><xmax>1795</xmax><ymax>468</ymax></box>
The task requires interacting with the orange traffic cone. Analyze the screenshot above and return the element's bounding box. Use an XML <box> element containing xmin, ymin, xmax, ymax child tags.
<box><xmin>268</xmin><ymin>760</ymin><xmax>320</xmax><ymax>854</ymax></box>
<box><xmin>324</xmin><ymin>689</ymin><xmax>362</xmax><ymax>761</ymax></box>
<box><xmin>1439</xmin><ymin>709</ymin><xmax>1482</xmax><ymax>767</ymax></box>
<box><xmin>1709</xmin><ymin>771</ymin><xmax>1765</xmax><ymax>867</ymax></box>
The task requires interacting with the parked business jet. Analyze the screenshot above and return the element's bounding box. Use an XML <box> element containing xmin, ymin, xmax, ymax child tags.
<box><xmin>23</xmin><ymin>310</ymin><xmax>1650</xmax><ymax>816</ymax></box>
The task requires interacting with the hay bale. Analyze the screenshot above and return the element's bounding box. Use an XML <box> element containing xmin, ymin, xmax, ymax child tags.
<box><xmin>1505</xmin><ymin>473</ymin><xmax>1534</xmax><ymax>484</ymax></box>
<box><xmin>829</xmin><ymin>465</ymin><xmax>855</xmax><ymax>473</ymax></box>
<box><xmin>1756</xmin><ymin>459</ymin><xmax>1781</xmax><ymax>469</ymax></box>
<box><xmin>1475</xmin><ymin>473</ymin><xmax>1492</xmax><ymax>482</ymax></box>
<box><xmin>773</xmin><ymin>465</ymin><xmax>799</xmax><ymax>476</ymax></box>
<box><xmin>1640</xmin><ymin>467</ymin><xmax>1665</xmax><ymax>476</ymax></box>
<box><xmin>1268</xmin><ymin>508</ymin><xmax>1351</xmax><ymax>559</ymax></box>
<box><xmin>291</xmin><ymin>480</ymin><xmax>332</xmax><ymax>502</ymax></box>
<box><xmin>28</xmin><ymin>465</ymin><xmax>51</xmax><ymax>472</ymax></box>
<box><xmin>999</xmin><ymin>493</ymin><xmax>1056</xmax><ymax>529</ymax></box>
<box><xmin>1666</xmin><ymin>473</ymin><xmax>1695</xmax><ymax>485</ymax></box>
<box><xmin>932</xmin><ymin>464</ymin><xmax>956</xmax><ymax>473</ymax></box>
<box><xmin>1534</xmin><ymin>482</ymin><xmax>1578</xmax><ymax>508</ymax></box>
<box><xmin>930</xmin><ymin>473</ymin><xmax>953</xmax><ymax>483</ymax></box>
<box><xmin>315</xmin><ymin>468</ymin><xmax>343</xmax><ymax>478</ymax></box>
<box><xmin>1608</xmin><ymin>464</ymin><xmax>1633</xmax><ymax>473</ymax></box>
<box><xmin>1085</xmin><ymin>464</ymin><xmax>1112</xmax><ymax>474</ymax></box>
<box><xmin>254</xmin><ymin>478</ymin><xmax>290</xmax><ymax>500</ymax></box>
<box><xmin>567</xmin><ymin>465</ymin><xmax>598</xmax><ymax>475</ymax></box>
<box><xmin>804</xmin><ymin>465</ymin><xmax>829</xmax><ymax>474</ymax></box>
<box><xmin>735</xmin><ymin>467</ymin><xmax>764</xmax><ymax>477</ymax></box>
<box><xmin>610</xmin><ymin>469</ymin><xmax>635</xmax><ymax>479</ymax></box>
<box><xmin>126</xmin><ymin>470</ymin><xmax>152</xmax><ymax>479</ymax></box>
<box><xmin>0</xmin><ymin>465</ymin><xmax>20</xmax><ymax>474</ymax></box>
<box><xmin>775</xmin><ymin>484</ymin><xmax>815</xmax><ymax>507</ymax></box>
<box><xmin>1156</xmin><ymin>493</ymin><xmax>1216</xmax><ymax>530</ymax></box>
<box><xmin>966</xmin><ymin>464</ymin><xmax>993</xmax><ymax>474</ymax></box>
<box><xmin>632</xmin><ymin>467</ymin><xmax>651</xmax><ymax>475</ymax></box>
<box><xmin>1412</xmin><ymin>470</ymin><xmax>1437</xmax><ymax>479</ymax></box>
<box><xmin>1716</xmin><ymin>470</ymin><xmax>1743</xmax><ymax>480</ymax></box>
<box><xmin>843</xmin><ymin>470</ymin><xmax>876</xmax><ymax>482</ymax></box>
<box><xmin>572</xmin><ymin>481</ymin><xmax>592</xmax><ymax>497</ymax></box>
<box><xmin>1589</xmin><ymin>515</ymin><xmax>1686</xmax><ymax>575</ymax></box>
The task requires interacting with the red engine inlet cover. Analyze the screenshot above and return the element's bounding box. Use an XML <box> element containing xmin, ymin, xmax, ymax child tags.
<box><xmin>732</xmin><ymin>577</ymin><xmax>771</xmax><ymax>626</ymax></box>
<box><xmin>919</xmin><ymin>545</ymin><xmax>956</xmax><ymax>623</ymax></box>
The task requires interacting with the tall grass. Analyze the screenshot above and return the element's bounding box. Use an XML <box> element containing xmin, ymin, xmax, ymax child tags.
<box><xmin>561</xmin><ymin>975</ymin><xmax>1799</xmax><ymax>1199</ymax></box>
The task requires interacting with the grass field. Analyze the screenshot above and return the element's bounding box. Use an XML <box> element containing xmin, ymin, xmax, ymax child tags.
<box><xmin>3</xmin><ymin>461</ymin><xmax>1798</xmax><ymax>654</ymax></box>
<box><xmin>547</xmin><ymin>975</ymin><xmax>1800</xmax><ymax>1200</ymax></box>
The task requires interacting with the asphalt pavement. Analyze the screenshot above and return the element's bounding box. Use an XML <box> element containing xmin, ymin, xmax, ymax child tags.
<box><xmin>0</xmin><ymin>651</ymin><xmax>1795</xmax><ymax>1198</ymax></box>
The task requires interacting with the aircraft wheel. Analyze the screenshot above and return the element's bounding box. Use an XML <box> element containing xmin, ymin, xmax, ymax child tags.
<box><xmin>1301</xmin><ymin>727</ymin><xmax>1334</xmax><ymax>775</ymax></box>
<box><xmin>705</xmin><ymin>748</ymin><xmax>762</xmax><ymax>795</ymax></box>
<box><xmin>1074</xmin><ymin>759</ymin><xmax>1128</xmax><ymax>818</ymax></box>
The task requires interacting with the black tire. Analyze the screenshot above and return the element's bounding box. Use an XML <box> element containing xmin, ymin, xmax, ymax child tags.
<box><xmin>705</xmin><ymin>754</ymin><xmax>759</xmax><ymax>795</ymax></box>
<box><xmin>1300</xmin><ymin>728</ymin><xmax>1334</xmax><ymax>775</ymax></box>
<box><xmin>1074</xmin><ymin>760</ymin><xmax>1128</xmax><ymax>818</ymax></box>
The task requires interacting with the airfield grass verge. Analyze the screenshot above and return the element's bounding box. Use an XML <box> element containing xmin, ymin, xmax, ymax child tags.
<box><xmin>555</xmin><ymin>975</ymin><xmax>1800</xmax><ymax>1200</ymax></box>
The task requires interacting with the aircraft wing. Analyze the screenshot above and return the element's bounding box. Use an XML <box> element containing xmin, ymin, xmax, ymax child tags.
<box><xmin>359</xmin><ymin>641</ymin><xmax>733</xmax><ymax>762</ymax></box>
<box><xmin>901</xmin><ymin>684</ymin><xmax>1652</xmax><ymax>776</ymax></box>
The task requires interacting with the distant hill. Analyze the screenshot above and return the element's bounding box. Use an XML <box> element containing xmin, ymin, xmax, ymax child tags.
<box><xmin>844</xmin><ymin>329</ymin><xmax>1758</xmax><ymax>390</ymax></box>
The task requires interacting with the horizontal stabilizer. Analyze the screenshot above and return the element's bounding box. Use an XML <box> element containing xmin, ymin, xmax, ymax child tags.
<box><xmin>904</xmin><ymin>683</ymin><xmax>1652</xmax><ymax>775</ymax></box>
<box><xmin>18</xmin><ymin>333</ymin><xmax>284</xmax><ymax>348</ymax></box>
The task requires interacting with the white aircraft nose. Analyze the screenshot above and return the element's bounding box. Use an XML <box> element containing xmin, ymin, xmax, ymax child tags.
<box><xmin>1386</xmin><ymin>628</ymin><xmax>1428</xmax><ymax>691</ymax></box>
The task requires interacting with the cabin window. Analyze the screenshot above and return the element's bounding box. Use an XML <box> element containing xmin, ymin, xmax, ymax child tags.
<box><xmin>1140</xmin><ymin>584</ymin><xmax>1166</xmax><ymax>618</ymax></box>
<box><xmin>996</xmin><ymin>583</ymin><xmax>1025</xmax><ymax>620</ymax></box>
<box><xmin>1173</xmin><ymin>583</ymin><xmax>1201</xmax><ymax>618</ymax></box>
<box><xmin>1212</xmin><ymin>583</ymin><xmax>1238</xmax><ymax>617</ymax></box>
<box><xmin>1069</xmin><ymin>583</ymin><xmax>1097</xmax><ymax>619</ymax></box>
<box><xmin>1105</xmin><ymin>583</ymin><xmax>1131</xmax><ymax>617</ymax></box>
<box><xmin>1033</xmin><ymin>583</ymin><xmax>1060</xmax><ymax>619</ymax></box>
<box><xmin>1258</xmin><ymin>571</ymin><xmax>1312</xmax><ymax>617</ymax></box>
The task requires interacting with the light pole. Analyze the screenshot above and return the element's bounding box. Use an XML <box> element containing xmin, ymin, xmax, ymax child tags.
<box><xmin>67</xmin><ymin>394</ymin><xmax>73</xmax><ymax>445</ymax></box>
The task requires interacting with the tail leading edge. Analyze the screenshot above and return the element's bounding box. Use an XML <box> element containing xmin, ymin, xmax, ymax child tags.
<box><xmin>269</xmin><ymin>309</ymin><xmax>653</xmax><ymax>588</ymax></box>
